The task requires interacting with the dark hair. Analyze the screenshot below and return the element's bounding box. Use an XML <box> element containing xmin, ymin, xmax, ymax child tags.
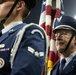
<box><xmin>23</xmin><ymin>0</ymin><xmax>36</xmax><ymax>10</ymax></box>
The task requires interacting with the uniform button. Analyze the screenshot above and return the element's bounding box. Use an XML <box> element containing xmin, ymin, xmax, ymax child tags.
<box><xmin>0</xmin><ymin>58</ymin><xmax>5</xmax><ymax>68</ymax></box>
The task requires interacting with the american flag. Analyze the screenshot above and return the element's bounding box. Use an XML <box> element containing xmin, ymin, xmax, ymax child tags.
<box><xmin>39</xmin><ymin>0</ymin><xmax>64</xmax><ymax>75</ymax></box>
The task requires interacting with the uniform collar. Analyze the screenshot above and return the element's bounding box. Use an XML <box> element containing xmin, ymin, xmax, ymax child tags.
<box><xmin>2</xmin><ymin>21</ymin><xmax>23</xmax><ymax>34</ymax></box>
<box><xmin>60</xmin><ymin>51</ymin><xmax>76</xmax><ymax>62</ymax></box>
<box><xmin>65</xmin><ymin>51</ymin><xmax>76</xmax><ymax>63</ymax></box>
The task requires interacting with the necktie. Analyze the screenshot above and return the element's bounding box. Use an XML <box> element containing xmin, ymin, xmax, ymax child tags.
<box><xmin>59</xmin><ymin>59</ymin><xmax>66</xmax><ymax>75</ymax></box>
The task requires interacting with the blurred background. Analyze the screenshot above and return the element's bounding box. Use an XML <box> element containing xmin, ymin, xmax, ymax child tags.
<box><xmin>0</xmin><ymin>0</ymin><xmax>76</xmax><ymax>30</ymax></box>
<box><xmin>24</xmin><ymin>0</ymin><xmax>76</xmax><ymax>24</ymax></box>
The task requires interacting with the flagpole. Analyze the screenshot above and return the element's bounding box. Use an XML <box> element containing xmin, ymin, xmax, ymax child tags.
<box><xmin>39</xmin><ymin>0</ymin><xmax>64</xmax><ymax>75</ymax></box>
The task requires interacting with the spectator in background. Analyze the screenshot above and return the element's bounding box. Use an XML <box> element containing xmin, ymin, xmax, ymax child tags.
<box><xmin>51</xmin><ymin>15</ymin><xmax>76</xmax><ymax>75</ymax></box>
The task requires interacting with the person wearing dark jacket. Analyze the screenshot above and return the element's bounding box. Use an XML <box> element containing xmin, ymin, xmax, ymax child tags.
<box><xmin>0</xmin><ymin>0</ymin><xmax>47</xmax><ymax>75</ymax></box>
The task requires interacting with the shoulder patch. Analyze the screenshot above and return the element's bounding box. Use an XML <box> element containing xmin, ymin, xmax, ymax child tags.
<box><xmin>31</xmin><ymin>29</ymin><xmax>44</xmax><ymax>39</ymax></box>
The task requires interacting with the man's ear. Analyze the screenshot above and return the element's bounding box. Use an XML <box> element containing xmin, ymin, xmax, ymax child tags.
<box><xmin>16</xmin><ymin>1</ymin><xmax>25</xmax><ymax>11</ymax></box>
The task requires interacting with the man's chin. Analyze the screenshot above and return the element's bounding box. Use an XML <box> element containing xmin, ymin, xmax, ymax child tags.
<box><xmin>58</xmin><ymin>48</ymin><xmax>65</xmax><ymax>53</ymax></box>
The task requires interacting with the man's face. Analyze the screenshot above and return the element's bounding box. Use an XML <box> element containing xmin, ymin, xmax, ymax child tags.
<box><xmin>0</xmin><ymin>0</ymin><xmax>15</xmax><ymax>21</ymax></box>
<box><xmin>54</xmin><ymin>29</ymin><xmax>75</xmax><ymax>53</ymax></box>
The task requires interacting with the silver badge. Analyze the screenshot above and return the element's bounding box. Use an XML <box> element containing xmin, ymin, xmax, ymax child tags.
<box><xmin>0</xmin><ymin>58</ymin><xmax>5</xmax><ymax>68</ymax></box>
<box><xmin>9</xmin><ymin>29</ymin><xmax>14</xmax><ymax>33</ymax></box>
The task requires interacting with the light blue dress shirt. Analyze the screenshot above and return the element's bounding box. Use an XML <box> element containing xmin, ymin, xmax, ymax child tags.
<box><xmin>2</xmin><ymin>21</ymin><xmax>23</xmax><ymax>34</ymax></box>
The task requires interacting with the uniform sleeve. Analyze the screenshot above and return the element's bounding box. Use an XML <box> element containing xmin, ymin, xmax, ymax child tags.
<box><xmin>10</xmin><ymin>25</ymin><xmax>46</xmax><ymax>75</ymax></box>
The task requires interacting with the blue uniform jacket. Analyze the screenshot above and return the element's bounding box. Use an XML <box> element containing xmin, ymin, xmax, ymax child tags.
<box><xmin>50</xmin><ymin>55</ymin><xmax>76</xmax><ymax>75</ymax></box>
<box><xmin>0</xmin><ymin>23</ymin><xmax>46</xmax><ymax>75</ymax></box>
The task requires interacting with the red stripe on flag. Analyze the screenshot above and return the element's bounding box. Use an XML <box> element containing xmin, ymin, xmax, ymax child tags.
<box><xmin>55</xmin><ymin>8</ymin><xmax>61</xmax><ymax>18</ymax></box>
<box><xmin>53</xmin><ymin>51</ymin><xmax>59</xmax><ymax>64</ymax></box>
<box><xmin>48</xmin><ymin>51</ymin><xmax>55</xmax><ymax>62</ymax></box>
<box><xmin>46</xmin><ymin>5</ymin><xmax>52</xmax><ymax>15</ymax></box>
<box><xmin>40</xmin><ymin>22</ymin><xmax>45</xmax><ymax>29</ymax></box>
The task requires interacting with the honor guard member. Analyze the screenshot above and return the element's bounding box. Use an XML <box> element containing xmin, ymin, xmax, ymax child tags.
<box><xmin>0</xmin><ymin>0</ymin><xmax>47</xmax><ymax>75</ymax></box>
<box><xmin>50</xmin><ymin>15</ymin><xmax>76</xmax><ymax>75</ymax></box>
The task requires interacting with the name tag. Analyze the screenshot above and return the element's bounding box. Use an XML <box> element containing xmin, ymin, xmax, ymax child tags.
<box><xmin>0</xmin><ymin>48</ymin><xmax>9</xmax><ymax>51</ymax></box>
